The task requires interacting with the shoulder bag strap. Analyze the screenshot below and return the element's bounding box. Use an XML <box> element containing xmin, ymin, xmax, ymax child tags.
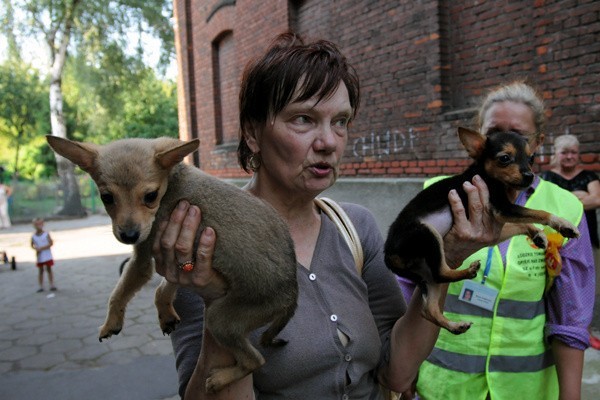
<box><xmin>314</xmin><ymin>197</ymin><xmax>364</xmax><ymax>274</ymax></box>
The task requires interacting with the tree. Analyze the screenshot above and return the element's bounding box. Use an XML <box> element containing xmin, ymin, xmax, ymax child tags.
<box><xmin>0</xmin><ymin>61</ymin><xmax>49</xmax><ymax>178</ymax></box>
<box><xmin>64</xmin><ymin>48</ymin><xmax>178</xmax><ymax>143</ymax></box>
<box><xmin>1</xmin><ymin>0</ymin><xmax>22</xmax><ymax>61</ymax></box>
<box><xmin>13</xmin><ymin>0</ymin><xmax>174</xmax><ymax>216</ymax></box>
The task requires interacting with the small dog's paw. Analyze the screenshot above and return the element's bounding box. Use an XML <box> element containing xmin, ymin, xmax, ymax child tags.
<box><xmin>205</xmin><ymin>374</ymin><xmax>224</xmax><ymax>394</ymax></box>
<box><xmin>466</xmin><ymin>260</ymin><xmax>481</xmax><ymax>278</ymax></box>
<box><xmin>160</xmin><ymin>318</ymin><xmax>180</xmax><ymax>336</ymax></box>
<box><xmin>551</xmin><ymin>217</ymin><xmax>580</xmax><ymax>238</ymax></box>
<box><xmin>99</xmin><ymin>312</ymin><xmax>125</xmax><ymax>341</ymax></box>
<box><xmin>158</xmin><ymin>307</ymin><xmax>181</xmax><ymax>335</ymax></box>
<box><xmin>205</xmin><ymin>377</ymin><xmax>216</xmax><ymax>394</ymax></box>
<box><xmin>532</xmin><ymin>232</ymin><xmax>548</xmax><ymax>249</ymax></box>
<box><xmin>98</xmin><ymin>325</ymin><xmax>122</xmax><ymax>342</ymax></box>
<box><xmin>448</xmin><ymin>321</ymin><xmax>472</xmax><ymax>335</ymax></box>
<box><xmin>559</xmin><ymin>225</ymin><xmax>580</xmax><ymax>239</ymax></box>
<box><xmin>205</xmin><ymin>366</ymin><xmax>246</xmax><ymax>394</ymax></box>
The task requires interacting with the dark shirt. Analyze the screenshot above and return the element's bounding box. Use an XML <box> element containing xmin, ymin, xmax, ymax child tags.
<box><xmin>542</xmin><ymin>170</ymin><xmax>599</xmax><ymax>248</ymax></box>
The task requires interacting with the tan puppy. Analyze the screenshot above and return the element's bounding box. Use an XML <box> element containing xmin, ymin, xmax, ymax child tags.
<box><xmin>384</xmin><ymin>128</ymin><xmax>579</xmax><ymax>334</ymax></box>
<box><xmin>46</xmin><ymin>136</ymin><xmax>298</xmax><ymax>393</ymax></box>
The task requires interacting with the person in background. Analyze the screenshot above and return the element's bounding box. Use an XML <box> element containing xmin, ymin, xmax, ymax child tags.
<box><xmin>31</xmin><ymin>218</ymin><xmax>57</xmax><ymax>292</ymax></box>
<box><xmin>400</xmin><ymin>81</ymin><xmax>595</xmax><ymax>399</ymax></box>
<box><xmin>0</xmin><ymin>181</ymin><xmax>12</xmax><ymax>229</ymax></box>
<box><xmin>152</xmin><ymin>33</ymin><xmax>503</xmax><ymax>400</ymax></box>
<box><xmin>542</xmin><ymin>134</ymin><xmax>600</xmax><ymax>349</ymax></box>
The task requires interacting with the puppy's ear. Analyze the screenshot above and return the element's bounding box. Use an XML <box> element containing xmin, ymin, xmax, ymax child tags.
<box><xmin>155</xmin><ymin>139</ymin><xmax>200</xmax><ymax>169</ymax></box>
<box><xmin>46</xmin><ymin>135</ymin><xmax>99</xmax><ymax>173</ymax></box>
<box><xmin>458</xmin><ymin>127</ymin><xmax>486</xmax><ymax>159</ymax></box>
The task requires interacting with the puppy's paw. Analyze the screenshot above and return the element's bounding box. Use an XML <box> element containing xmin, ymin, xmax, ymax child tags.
<box><xmin>447</xmin><ymin>321</ymin><xmax>472</xmax><ymax>335</ymax></box>
<box><xmin>160</xmin><ymin>317</ymin><xmax>180</xmax><ymax>335</ymax></box>
<box><xmin>205</xmin><ymin>365</ymin><xmax>252</xmax><ymax>394</ymax></box>
<box><xmin>205</xmin><ymin>371</ymin><xmax>228</xmax><ymax>394</ymax></box>
<box><xmin>558</xmin><ymin>225</ymin><xmax>580</xmax><ymax>239</ymax></box>
<box><xmin>158</xmin><ymin>305</ymin><xmax>181</xmax><ymax>335</ymax></box>
<box><xmin>551</xmin><ymin>216</ymin><xmax>580</xmax><ymax>238</ymax></box>
<box><xmin>98</xmin><ymin>325</ymin><xmax>122</xmax><ymax>342</ymax></box>
<box><xmin>466</xmin><ymin>260</ymin><xmax>481</xmax><ymax>278</ymax></box>
<box><xmin>99</xmin><ymin>313</ymin><xmax>124</xmax><ymax>341</ymax></box>
<box><xmin>532</xmin><ymin>231</ymin><xmax>548</xmax><ymax>249</ymax></box>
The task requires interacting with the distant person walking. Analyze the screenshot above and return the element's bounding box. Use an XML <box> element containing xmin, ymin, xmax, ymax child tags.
<box><xmin>0</xmin><ymin>182</ymin><xmax>12</xmax><ymax>229</ymax></box>
<box><xmin>31</xmin><ymin>218</ymin><xmax>57</xmax><ymax>292</ymax></box>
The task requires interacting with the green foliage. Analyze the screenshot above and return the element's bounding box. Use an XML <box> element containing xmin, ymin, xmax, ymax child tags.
<box><xmin>17</xmin><ymin>135</ymin><xmax>58</xmax><ymax>179</ymax></box>
<box><xmin>119</xmin><ymin>70</ymin><xmax>178</xmax><ymax>138</ymax></box>
<box><xmin>1</xmin><ymin>0</ymin><xmax>178</xmax><ymax>180</ymax></box>
<box><xmin>63</xmin><ymin>0</ymin><xmax>175</xmax><ymax>74</ymax></box>
<box><xmin>0</xmin><ymin>55</ymin><xmax>178</xmax><ymax>180</ymax></box>
<box><xmin>64</xmin><ymin>55</ymin><xmax>178</xmax><ymax>142</ymax></box>
<box><xmin>0</xmin><ymin>60</ymin><xmax>49</xmax><ymax>177</ymax></box>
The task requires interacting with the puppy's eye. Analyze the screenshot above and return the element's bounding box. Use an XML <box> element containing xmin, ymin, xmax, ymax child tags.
<box><xmin>498</xmin><ymin>155</ymin><xmax>512</xmax><ymax>166</ymax></box>
<box><xmin>100</xmin><ymin>193</ymin><xmax>114</xmax><ymax>205</ymax></box>
<box><xmin>144</xmin><ymin>190</ymin><xmax>159</xmax><ymax>204</ymax></box>
<box><xmin>529</xmin><ymin>154</ymin><xmax>536</xmax><ymax>165</ymax></box>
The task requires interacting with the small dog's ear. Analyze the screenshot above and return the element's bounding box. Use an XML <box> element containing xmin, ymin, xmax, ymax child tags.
<box><xmin>155</xmin><ymin>139</ymin><xmax>200</xmax><ymax>169</ymax></box>
<box><xmin>46</xmin><ymin>135</ymin><xmax>99</xmax><ymax>173</ymax></box>
<box><xmin>458</xmin><ymin>127</ymin><xmax>486</xmax><ymax>159</ymax></box>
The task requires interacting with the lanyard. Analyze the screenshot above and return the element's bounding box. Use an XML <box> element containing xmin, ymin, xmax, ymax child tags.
<box><xmin>481</xmin><ymin>189</ymin><xmax>528</xmax><ymax>285</ymax></box>
<box><xmin>481</xmin><ymin>247</ymin><xmax>494</xmax><ymax>285</ymax></box>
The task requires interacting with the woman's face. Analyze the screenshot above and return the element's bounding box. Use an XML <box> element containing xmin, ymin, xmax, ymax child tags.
<box><xmin>249</xmin><ymin>83</ymin><xmax>353</xmax><ymax>198</ymax></box>
<box><xmin>481</xmin><ymin>101</ymin><xmax>544</xmax><ymax>153</ymax></box>
<box><xmin>556</xmin><ymin>144</ymin><xmax>580</xmax><ymax>170</ymax></box>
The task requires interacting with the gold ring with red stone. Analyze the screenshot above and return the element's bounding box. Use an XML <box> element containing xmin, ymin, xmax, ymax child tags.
<box><xmin>178</xmin><ymin>261</ymin><xmax>194</xmax><ymax>272</ymax></box>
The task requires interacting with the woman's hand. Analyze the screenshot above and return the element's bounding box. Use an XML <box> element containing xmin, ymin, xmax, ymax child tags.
<box><xmin>444</xmin><ymin>175</ymin><xmax>502</xmax><ymax>268</ymax></box>
<box><xmin>154</xmin><ymin>201</ymin><xmax>252</xmax><ymax>399</ymax></box>
<box><xmin>153</xmin><ymin>200</ymin><xmax>227</xmax><ymax>302</ymax></box>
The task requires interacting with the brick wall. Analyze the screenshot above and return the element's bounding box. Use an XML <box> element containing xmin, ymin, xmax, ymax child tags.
<box><xmin>174</xmin><ymin>0</ymin><xmax>290</xmax><ymax>177</ymax></box>
<box><xmin>174</xmin><ymin>0</ymin><xmax>600</xmax><ymax>178</ymax></box>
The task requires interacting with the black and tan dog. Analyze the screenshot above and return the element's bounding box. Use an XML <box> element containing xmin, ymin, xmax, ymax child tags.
<box><xmin>46</xmin><ymin>136</ymin><xmax>298</xmax><ymax>393</ymax></box>
<box><xmin>384</xmin><ymin>127</ymin><xmax>579</xmax><ymax>334</ymax></box>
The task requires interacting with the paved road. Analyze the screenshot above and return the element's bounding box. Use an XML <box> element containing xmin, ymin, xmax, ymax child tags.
<box><xmin>1</xmin><ymin>215</ymin><xmax>599</xmax><ymax>399</ymax></box>
<box><xmin>0</xmin><ymin>215</ymin><xmax>179</xmax><ymax>400</ymax></box>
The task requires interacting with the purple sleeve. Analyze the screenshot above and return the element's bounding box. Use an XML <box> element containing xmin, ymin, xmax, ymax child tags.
<box><xmin>545</xmin><ymin>215</ymin><xmax>596</xmax><ymax>350</ymax></box>
<box><xmin>397</xmin><ymin>276</ymin><xmax>417</xmax><ymax>306</ymax></box>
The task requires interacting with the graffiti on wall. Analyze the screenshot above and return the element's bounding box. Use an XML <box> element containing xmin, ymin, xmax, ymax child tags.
<box><xmin>351</xmin><ymin>129</ymin><xmax>553</xmax><ymax>163</ymax></box>
<box><xmin>352</xmin><ymin>128</ymin><xmax>418</xmax><ymax>159</ymax></box>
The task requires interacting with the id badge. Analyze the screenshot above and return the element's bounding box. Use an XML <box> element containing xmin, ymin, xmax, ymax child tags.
<box><xmin>458</xmin><ymin>280</ymin><xmax>498</xmax><ymax>311</ymax></box>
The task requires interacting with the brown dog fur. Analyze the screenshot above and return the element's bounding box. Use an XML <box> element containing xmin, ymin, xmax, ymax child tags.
<box><xmin>384</xmin><ymin>127</ymin><xmax>579</xmax><ymax>334</ymax></box>
<box><xmin>46</xmin><ymin>135</ymin><xmax>298</xmax><ymax>393</ymax></box>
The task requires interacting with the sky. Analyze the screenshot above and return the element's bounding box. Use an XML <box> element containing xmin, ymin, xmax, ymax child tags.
<box><xmin>0</xmin><ymin>10</ymin><xmax>177</xmax><ymax>81</ymax></box>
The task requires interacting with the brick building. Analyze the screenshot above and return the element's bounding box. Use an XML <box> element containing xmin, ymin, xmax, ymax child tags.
<box><xmin>173</xmin><ymin>0</ymin><xmax>600</xmax><ymax>179</ymax></box>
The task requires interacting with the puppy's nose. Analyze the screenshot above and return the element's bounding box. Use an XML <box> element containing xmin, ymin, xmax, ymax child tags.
<box><xmin>120</xmin><ymin>230</ymin><xmax>140</xmax><ymax>244</ymax></box>
<box><xmin>522</xmin><ymin>171</ymin><xmax>534</xmax><ymax>186</ymax></box>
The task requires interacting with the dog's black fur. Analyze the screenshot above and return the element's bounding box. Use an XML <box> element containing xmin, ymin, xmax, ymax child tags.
<box><xmin>384</xmin><ymin>127</ymin><xmax>579</xmax><ymax>334</ymax></box>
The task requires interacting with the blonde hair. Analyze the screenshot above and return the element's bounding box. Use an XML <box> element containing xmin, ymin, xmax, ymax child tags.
<box><xmin>550</xmin><ymin>134</ymin><xmax>580</xmax><ymax>167</ymax></box>
<box><xmin>477</xmin><ymin>81</ymin><xmax>546</xmax><ymax>137</ymax></box>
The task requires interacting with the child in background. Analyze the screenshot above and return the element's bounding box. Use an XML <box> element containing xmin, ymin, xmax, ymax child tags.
<box><xmin>31</xmin><ymin>218</ymin><xmax>57</xmax><ymax>292</ymax></box>
<box><xmin>0</xmin><ymin>182</ymin><xmax>12</xmax><ymax>229</ymax></box>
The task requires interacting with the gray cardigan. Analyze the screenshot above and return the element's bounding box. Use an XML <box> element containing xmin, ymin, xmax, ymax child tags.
<box><xmin>170</xmin><ymin>203</ymin><xmax>407</xmax><ymax>399</ymax></box>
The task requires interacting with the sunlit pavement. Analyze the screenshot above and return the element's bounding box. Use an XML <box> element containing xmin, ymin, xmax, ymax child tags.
<box><xmin>0</xmin><ymin>215</ymin><xmax>178</xmax><ymax>400</ymax></box>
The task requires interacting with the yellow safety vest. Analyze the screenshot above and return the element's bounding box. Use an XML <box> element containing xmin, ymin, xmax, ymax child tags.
<box><xmin>416</xmin><ymin>179</ymin><xmax>583</xmax><ymax>400</ymax></box>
